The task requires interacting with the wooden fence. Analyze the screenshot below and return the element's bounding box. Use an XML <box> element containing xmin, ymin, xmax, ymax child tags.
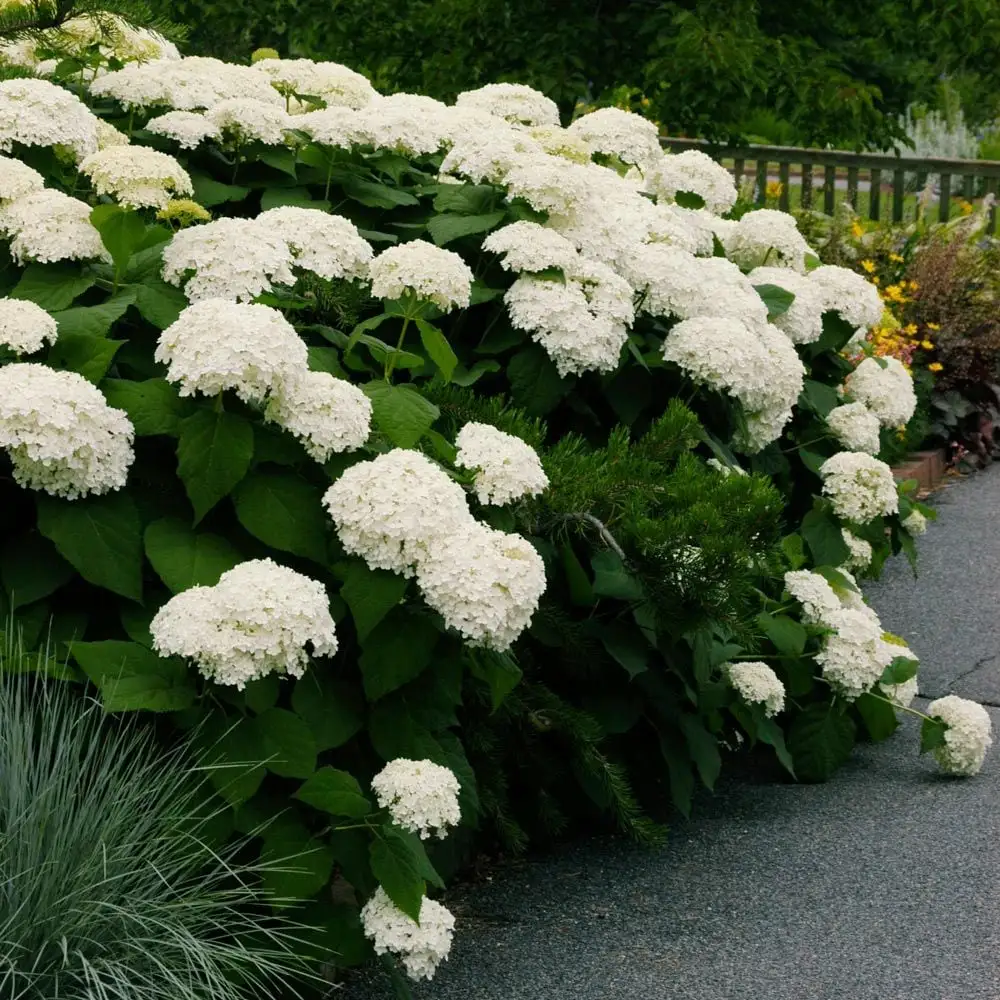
<box><xmin>660</xmin><ymin>137</ymin><xmax>1000</xmax><ymax>233</ymax></box>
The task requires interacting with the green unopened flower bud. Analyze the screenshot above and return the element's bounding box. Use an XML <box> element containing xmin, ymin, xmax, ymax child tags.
<box><xmin>250</xmin><ymin>47</ymin><xmax>279</xmax><ymax>64</ymax></box>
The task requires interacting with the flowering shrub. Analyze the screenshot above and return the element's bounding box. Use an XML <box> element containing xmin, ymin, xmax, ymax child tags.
<box><xmin>0</xmin><ymin>25</ymin><xmax>985</xmax><ymax>986</ymax></box>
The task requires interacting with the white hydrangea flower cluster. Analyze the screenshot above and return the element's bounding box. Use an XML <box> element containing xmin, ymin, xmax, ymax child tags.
<box><xmin>0</xmin><ymin>189</ymin><xmax>106</xmax><ymax>264</ymax></box>
<box><xmin>369</xmin><ymin>240</ymin><xmax>473</xmax><ymax>312</ymax></box>
<box><xmin>0</xmin><ymin>363</ymin><xmax>134</xmax><ymax>498</ymax></box>
<box><xmin>925</xmin><ymin>695</ymin><xmax>993</xmax><ymax>776</ymax></box>
<box><xmin>816</xmin><ymin>606</ymin><xmax>895</xmax><ymax>699</ymax></box>
<box><xmin>649</xmin><ymin>203</ymin><xmax>716</xmax><ymax>256</ymax></box>
<box><xmin>455</xmin><ymin>422</ymin><xmax>548</xmax><ymax>506</ymax></box>
<box><xmin>842</xmin><ymin>529</ymin><xmax>873</xmax><ymax>571</ymax></box>
<box><xmin>145</xmin><ymin>110</ymin><xmax>221</xmax><ymax>148</ymax></box>
<box><xmin>293</xmin><ymin>106</ymin><xmax>368</xmax><ymax>149</ymax></box>
<box><xmin>721</xmin><ymin>209</ymin><xmax>812</xmax><ymax>273</ymax></box>
<box><xmin>251</xmin><ymin>57</ymin><xmax>376</xmax><ymax>109</ymax></box>
<box><xmin>482</xmin><ymin>221</ymin><xmax>580</xmax><ymax>274</ymax></box>
<box><xmin>843</xmin><ymin>356</ymin><xmax>917</xmax><ymax>429</ymax></box>
<box><xmin>439</xmin><ymin>118</ymin><xmax>544</xmax><ymax>184</ymax></box>
<box><xmin>525</xmin><ymin>124</ymin><xmax>592</xmax><ymax>163</ymax></box>
<box><xmin>819</xmin><ymin>452</ymin><xmax>899</xmax><ymax>523</ymax></box>
<box><xmin>357</xmin><ymin>93</ymin><xmax>456</xmax><ymax>156</ymax></box>
<box><xmin>642</xmin><ymin>149</ymin><xmax>738</xmax><ymax>215</ymax></box>
<box><xmin>360</xmin><ymin>888</ymin><xmax>455</xmax><ymax>982</ymax></box>
<box><xmin>747</xmin><ymin>267</ymin><xmax>826</xmax><ymax>345</ymax></box>
<box><xmin>566</xmin><ymin>107</ymin><xmax>662</xmax><ymax>167</ymax></box>
<box><xmin>371</xmin><ymin>758</ymin><xmax>461</xmax><ymax>839</ymax></box>
<box><xmin>809</xmin><ymin>264</ymin><xmax>885</xmax><ymax>335</ymax></box>
<box><xmin>95</xmin><ymin>120</ymin><xmax>130</xmax><ymax>150</ymax></box>
<box><xmin>150</xmin><ymin>558</ymin><xmax>338</xmax><ymax>689</ymax></box>
<box><xmin>255</xmin><ymin>206</ymin><xmax>374</xmax><ymax>282</ymax></box>
<box><xmin>0</xmin><ymin>299</ymin><xmax>58</xmax><ymax>355</ymax></box>
<box><xmin>784</xmin><ymin>569</ymin><xmax>842</xmax><ymax>625</ymax></box>
<box><xmin>826</xmin><ymin>402</ymin><xmax>882</xmax><ymax>455</ymax></box>
<box><xmin>455</xmin><ymin>82</ymin><xmax>560</xmax><ymax>126</ymax></box>
<box><xmin>903</xmin><ymin>509</ymin><xmax>928</xmax><ymax>535</ymax></box>
<box><xmin>0</xmin><ymin>156</ymin><xmax>44</xmax><ymax>204</ymax></box>
<box><xmin>205</xmin><ymin>98</ymin><xmax>291</xmax><ymax>145</ymax></box>
<box><xmin>0</xmin><ymin>77</ymin><xmax>99</xmax><ymax>160</ymax></box>
<box><xmin>79</xmin><ymin>146</ymin><xmax>193</xmax><ymax>209</ymax></box>
<box><xmin>725</xmin><ymin>661</ymin><xmax>786</xmax><ymax>717</ymax></box>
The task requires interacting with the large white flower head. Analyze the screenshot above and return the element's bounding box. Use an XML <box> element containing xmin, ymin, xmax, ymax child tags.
<box><xmin>725</xmin><ymin>661</ymin><xmax>785</xmax><ymax>717</ymax></box>
<box><xmin>0</xmin><ymin>189</ymin><xmax>106</xmax><ymax>264</ymax></box>
<box><xmin>95</xmin><ymin>120</ymin><xmax>130</xmax><ymax>150</ymax></box>
<box><xmin>79</xmin><ymin>146</ymin><xmax>193</xmax><ymax>210</ymax></box>
<box><xmin>416</xmin><ymin>521</ymin><xmax>546</xmax><ymax>650</ymax></box>
<box><xmin>358</xmin><ymin>93</ymin><xmax>454</xmax><ymax>156</ymax></box>
<box><xmin>455</xmin><ymin>82</ymin><xmax>559</xmax><ymax>127</ymax></box>
<box><xmin>642</xmin><ymin>149</ymin><xmax>738</xmax><ymax>215</ymax></box>
<box><xmin>161</xmin><ymin>217</ymin><xmax>295</xmax><ymax>302</ymax></box>
<box><xmin>820</xmin><ymin>451</ymin><xmax>899</xmax><ymax>523</ymax></box>
<box><xmin>784</xmin><ymin>569</ymin><xmax>842</xmax><ymax>625</ymax></box>
<box><xmin>455</xmin><ymin>422</ymin><xmax>548</xmax><ymax>506</ymax></box>
<box><xmin>816</xmin><ymin>606</ymin><xmax>893</xmax><ymax>700</ymax></box>
<box><xmin>149</xmin><ymin>558</ymin><xmax>338</xmax><ymax>689</ymax></box>
<box><xmin>368</xmin><ymin>241</ymin><xmax>472</xmax><ymax>312</ymax></box>
<box><xmin>808</xmin><ymin>264</ymin><xmax>884</xmax><ymax>334</ymax></box>
<box><xmin>264</xmin><ymin>369</ymin><xmax>371</xmax><ymax>461</ymax></box>
<box><xmin>156</xmin><ymin>299</ymin><xmax>307</xmax><ymax>404</ymax></box>
<box><xmin>747</xmin><ymin>266</ymin><xmax>826</xmax><ymax>344</ymax></box>
<box><xmin>293</xmin><ymin>106</ymin><xmax>367</xmax><ymax>148</ymax></box>
<box><xmin>0</xmin><ymin>298</ymin><xmax>58</xmax><ymax>355</ymax></box>
<box><xmin>925</xmin><ymin>696</ymin><xmax>993</xmax><ymax>776</ymax></box>
<box><xmin>371</xmin><ymin>759</ymin><xmax>461</xmax><ymax>840</ymax></box>
<box><xmin>255</xmin><ymin>207</ymin><xmax>373</xmax><ymax>282</ymax></box>
<box><xmin>843</xmin><ymin>356</ymin><xmax>917</xmax><ymax>428</ymax></box>
<box><xmin>0</xmin><ymin>77</ymin><xmax>99</xmax><ymax>160</ymax></box>
<box><xmin>524</xmin><ymin>123</ymin><xmax>592</xmax><ymax>163</ymax></box>
<box><xmin>842</xmin><ymin>528</ymin><xmax>873</xmax><ymax>571</ymax></box>
<box><xmin>482</xmin><ymin>221</ymin><xmax>580</xmax><ymax>273</ymax></box>
<box><xmin>145</xmin><ymin>110</ymin><xmax>221</xmax><ymax>149</ymax></box>
<box><xmin>205</xmin><ymin>98</ymin><xmax>291</xmax><ymax>145</ymax></box>
<box><xmin>0</xmin><ymin>156</ymin><xmax>43</xmax><ymax>204</ymax></box>
<box><xmin>251</xmin><ymin>57</ymin><xmax>376</xmax><ymax>109</ymax></box>
<box><xmin>361</xmin><ymin>888</ymin><xmax>455</xmax><ymax>982</ymax></box>
<box><xmin>566</xmin><ymin>107</ymin><xmax>661</xmax><ymax>167</ymax></box>
<box><xmin>0</xmin><ymin>363</ymin><xmax>134</xmax><ymax>498</ymax></box>
<box><xmin>648</xmin><ymin>203</ymin><xmax>717</xmax><ymax>256</ymax></box>
<box><xmin>323</xmin><ymin>449</ymin><xmax>472</xmax><ymax>577</ymax></box>
<box><xmin>438</xmin><ymin>118</ymin><xmax>543</xmax><ymax>183</ymax></box>
<box><xmin>722</xmin><ymin>209</ymin><xmax>811</xmax><ymax>273</ymax></box>
<box><xmin>902</xmin><ymin>509</ymin><xmax>928</xmax><ymax>536</ymax></box>
<box><xmin>503</xmin><ymin>154</ymin><xmax>594</xmax><ymax>217</ymax></box>
<box><xmin>826</xmin><ymin>402</ymin><xmax>882</xmax><ymax>455</ymax></box>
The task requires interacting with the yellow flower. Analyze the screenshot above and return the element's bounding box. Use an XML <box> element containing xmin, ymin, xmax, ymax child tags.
<box><xmin>959</xmin><ymin>199</ymin><xmax>974</xmax><ymax>215</ymax></box>
<box><xmin>860</xmin><ymin>259</ymin><xmax>876</xmax><ymax>273</ymax></box>
<box><xmin>903</xmin><ymin>323</ymin><xmax>918</xmax><ymax>335</ymax></box>
<box><xmin>927</xmin><ymin>322</ymin><xmax>941</xmax><ymax>331</ymax></box>
<box><xmin>928</xmin><ymin>362</ymin><xmax>943</xmax><ymax>372</ymax></box>
<box><xmin>871</xmin><ymin>276</ymin><xmax>880</xmax><ymax>286</ymax></box>
<box><xmin>766</xmin><ymin>180</ymin><xmax>784</xmax><ymax>199</ymax></box>
<box><xmin>920</xmin><ymin>339</ymin><xmax>934</xmax><ymax>350</ymax></box>
<box><xmin>889</xmin><ymin>253</ymin><xmax>904</xmax><ymax>263</ymax></box>
<box><xmin>908</xmin><ymin>280</ymin><xmax>919</xmax><ymax>291</ymax></box>
<box><xmin>851</xmin><ymin>221</ymin><xmax>864</xmax><ymax>238</ymax></box>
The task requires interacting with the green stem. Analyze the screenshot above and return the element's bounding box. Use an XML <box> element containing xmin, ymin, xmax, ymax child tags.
<box><xmin>324</xmin><ymin>157</ymin><xmax>334</xmax><ymax>202</ymax></box>
<box><xmin>231</xmin><ymin>142</ymin><xmax>242</xmax><ymax>184</ymax></box>
<box><xmin>214</xmin><ymin>391</ymin><xmax>225</xmax><ymax>414</ymax></box>
<box><xmin>781</xmin><ymin>434</ymin><xmax>829</xmax><ymax>454</ymax></box>
<box><xmin>384</xmin><ymin>315</ymin><xmax>411</xmax><ymax>382</ymax></box>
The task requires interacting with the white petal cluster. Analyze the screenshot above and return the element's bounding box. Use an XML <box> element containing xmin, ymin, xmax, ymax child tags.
<box><xmin>359</xmin><ymin>93</ymin><xmax>454</xmax><ymax>156</ymax></box>
<box><xmin>826</xmin><ymin>402</ymin><xmax>882</xmax><ymax>455</ymax></box>
<box><xmin>145</xmin><ymin>110</ymin><xmax>221</xmax><ymax>148</ymax></box>
<box><xmin>149</xmin><ymin>558</ymin><xmax>338</xmax><ymax>689</ymax></box>
<box><xmin>0</xmin><ymin>156</ymin><xmax>43</xmax><ymax>204</ymax></box>
<box><xmin>294</xmin><ymin>106</ymin><xmax>368</xmax><ymax>148</ymax></box>
<box><xmin>455</xmin><ymin>82</ymin><xmax>559</xmax><ymax>126</ymax></box>
<box><xmin>725</xmin><ymin>661</ymin><xmax>786</xmax><ymax>717</ymax></box>
<box><xmin>721</xmin><ymin>209</ymin><xmax>811</xmax><ymax>272</ymax></box>
<box><xmin>439</xmin><ymin>119</ymin><xmax>543</xmax><ymax>184</ymax></box>
<box><xmin>649</xmin><ymin>203</ymin><xmax>716</xmax><ymax>256</ymax></box>
<box><xmin>371</xmin><ymin>758</ymin><xmax>461</xmax><ymax>839</ymax></box>
<box><xmin>264</xmin><ymin>369</ymin><xmax>371</xmax><ymax>461</ymax></box>
<box><xmin>843</xmin><ymin>356</ymin><xmax>917</xmax><ymax>428</ymax></box>
<box><xmin>0</xmin><ymin>363</ymin><xmax>134</xmax><ymax>498</ymax></box>
<box><xmin>361</xmin><ymin>888</ymin><xmax>455</xmax><ymax>982</ymax></box>
<box><xmin>816</xmin><ymin>606</ymin><xmax>894</xmax><ymax>699</ymax></box>
<box><xmin>95</xmin><ymin>120</ymin><xmax>130</xmax><ymax>150</ymax></box>
<box><xmin>205</xmin><ymin>98</ymin><xmax>291</xmax><ymax>145</ymax></box>
<box><xmin>161</xmin><ymin>217</ymin><xmax>295</xmax><ymax>302</ymax></box>
<box><xmin>482</xmin><ymin>221</ymin><xmax>580</xmax><ymax>273</ymax></box>
<box><xmin>842</xmin><ymin>529</ymin><xmax>873</xmax><ymax>571</ymax></box>
<box><xmin>369</xmin><ymin>240</ymin><xmax>473</xmax><ymax>312</ymax></box>
<box><xmin>455</xmin><ymin>422</ymin><xmax>548</xmax><ymax>506</ymax></box>
<box><xmin>784</xmin><ymin>569</ymin><xmax>842</xmax><ymax>625</ymax></box>
<box><xmin>0</xmin><ymin>78</ymin><xmax>99</xmax><ymax>159</ymax></box>
<box><xmin>255</xmin><ymin>206</ymin><xmax>373</xmax><ymax>282</ymax></box>
<box><xmin>504</xmin><ymin>155</ymin><xmax>593</xmax><ymax>216</ymax></box>
<box><xmin>926</xmin><ymin>695</ymin><xmax>993</xmax><ymax>776</ymax></box>
<box><xmin>819</xmin><ymin>452</ymin><xmax>899</xmax><ymax>523</ymax></box>
<box><xmin>748</xmin><ymin>266</ymin><xmax>826</xmax><ymax>344</ymax></box>
<box><xmin>156</xmin><ymin>299</ymin><xmax>307</xmax><ymax>404</ymax></box>
<box><xmin>251</xmin><ymin>58</ymin><xmax>376</xmax><ymax>109</ymax></box>
<box><xmin>809</xmin><ymin>264</ymin><xmax>884</xmax><ymax>334</ymax></box>
<box><xmin>642</xmin><ymin>149</ymin><xmax>738</xmax><ymax>215</ymax></box>
<box><xmin>526</xmin><ymin>124</ymin><xmax>592</xmax><ymax>163</ymax></box>
<box><xmin>902</xmin><ymin>509</ymin><xmax>928</xmax><ymax>535</ymax></box>
<box><xmin>79</xmin><ymin>146</ymin><xmax>193</xmax><ymax>210</ymax></box>
<box><xmin>566</xmin><ymin>107</ymin><xmax>661</xmax><ymax>167</ymax></box>
<box><xmin>0</xmin><ymin>190</ymin><xmax>106</xmax><ymax>264</ymax></box>
<box><xmin>0</xmin><ymin>299</ymin><xmax>58</xmax><ymax>355</ymax></box>
<box><xmin>54</xmin><ymin>14</ymin><xmax>180</xmax><ymax>65</ymax></box>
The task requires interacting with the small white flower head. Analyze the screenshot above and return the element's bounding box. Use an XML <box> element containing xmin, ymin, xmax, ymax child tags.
<box><xmin>525</xmin><ymin>124</ymin><xmax>592</xmax><ymax>163</ymax></box>
<box><xmin>642</xmin><ymin>149</ymin><xmax>738</xmax><ymax>215</ymax></box>
<box><xmin>747</xmin><ymin>266</ymin><xmax>826</xmax><ymax>344</ymax></box>
<box><xmin>843</xmin><ymin>356</ymin><xmax>917</xmax><ymax>428</ymax></box>
<box><xmin>902</xmin><ymin>509</ymin><xmax>928</xmax><ymax>536</ymax></box>
<box><xmin>251</xmin><ymin>57</ymin><xmax>376</xmax><ymax>109</ymax></box>
<box><xmin>735</xmin><ymin>404</ymin><xmax>796</xmax><ymax>454</ymax></box>
<box><xmin>0</xmin><ymin>77</ymin><xmax>99</xmax><ymax>160</ymax></box>
<box><xmin>819</xmin><ymin>452</ymin><xmax>899</xmax><ymax>523</ymax></box>
<box><xmin>371</xmin><ymin>759</ymin><xmax>461</xmax><ymax>839</ymax></box>
<box><xmin>725</xmin><ymin>661</ymin><xmax>786</xmax><ymax>717</ymax></box>
<box><xmin>95</xmin><ymin>119</ymin><xmax>130</xmax><ymax>150</ymax></box>
<box><xmin>0</xmin><ymin>156</ymin><xmax>44</xmax><ymax>204</ymax></box>
<box><xmin>784</xmin><ymin>569</ymin><xmax>841</xmax><ymax>625</ymax></box>
<box><xmin>205</xmin><ymin>98</ymin><xmax>291</xmax><ymax>145</ymax></box>
<box><xmin>455</xmin><ymin>422</ymin><xmax>548</xmax><ymax>506</ymax></box>
<box><xmin>323</xmin><ymin>450</ymin><xmax>472</xmax><ymax>577</ymax></box>
<box><xmin>293</xmin><ymin>106</ymin><xmax>367</xmax><ymax>148</ymax></box>
<box><xmin>359</xmin><ymin>93</ymin><xmax>454</xmax><ymax>156</ymax></box>
<box><xmin>79</xmin><ymin>146</ymin><xmax>193</xmax><ymax>210</ymax></box>
<box><xmin>360</xmin><ymin>888</ymin><xmax>455</xmax><ymax>982</ymax></box>
<box><xmin>826</xmin><ymin>402</ymin><xmax>882</xmax><ymax>455</ymax></box>
<box><xmin>0</xmin><ymin>298</ymin><xmax>58</xmax><ymax>355</ymax></box>
<box><xmin>368</xmin><ymin>240</ymin><xmax>473</xmax><ymax>312</ymax></box>
<box><xmin>503</xmin><ymin>154</ymin><xmax>593</xmax><ymax>216</ymax></box>
<box><xmin>455</xmin><ymin>82</ymin><xmax>559</xmax><ymax>126</ymax></box>
<box><xmin>925</xmin><ymin>695</ymin><xmax>993</xmax><ymax>776</ymax></box>
<box><xmin>156</xmin><ymin>299</ymin><xmax>307</xmax><ymax>404</ymax></box>
<box><xmin>808</xmin><ymin>264</ymin><xmax>884</xmax><ymax>335</ymax></box>
<box><xmin>841</xmin><ymin>529</ymin><xmax>873</xmax><ymax>571</ymax></box>
<box><xmin>438</xmin><ymin>119</ymin><xmax>543</xmax><ymax>184</ymax></box>
<box><xmin>722</xmin><ymin>209</ymin><xmax>812</xmax><ymax>273</ymax></box>
<box><xmin>566</xmin><ymin>107</ymin><xmax>662</xmax><ymax>167</ymax></box>
<box><xmin>264</xmin><ymin>369</ymin><xmax>371</xmax><ymax>461</ymax></box>
<box><xmin>880</xmin><ymin>674</ymin><xmax>919</xmax><ymax>709</ymax></box>
<box><xmin>482</xmin><ymin>221</ymin><xmax>580</xmax><ymax>273</ymax></box>
<box><xmin>161</xmin><ymin>217</ymin><xmax>295</xmax><ymax>302</ymax></box>
<box><xmin>150</xmin><ymin>558</ymin><xmax>338</xmax><ymax>689</ymax></box>
<box><xmin>0</xmin><ymin>190</ymin><xmax>106</xmax><ymax>264</ymax></box>
<box><xmin>816</xmin><ymin>606</ymin><xmax>893</xmax><ymax>700</ymax></box>
<box><xmin>0</xmin><ymin>363</ymin><xmax>134</xmax><ymax>498</ymax></box>
<box><xmin>145</xmin><ymin>110</ymin><xmax>221</xmax><ymax>149</ymax></box>
<box><xmin>416</xmin><ymin>521</ymin><xmax>546</xmax><ymax>651</ymax></box>
<box><xmin>255</xmin><ymin>207</ymin><xmax>373</xmax><ymax>282</ymax></box>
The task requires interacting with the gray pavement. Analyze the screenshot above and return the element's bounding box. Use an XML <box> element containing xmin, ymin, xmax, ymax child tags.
<box><xmin>345</xmin><ymin>471</ymin><xmax>1000</xmax><ymax>1000</ymax></box>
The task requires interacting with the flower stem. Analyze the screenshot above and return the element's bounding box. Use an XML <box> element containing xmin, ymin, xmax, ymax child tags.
<box><xmin>384</xmin><ymin>315</ymin><xmax>411</xmax><ymax>382</ymax></box>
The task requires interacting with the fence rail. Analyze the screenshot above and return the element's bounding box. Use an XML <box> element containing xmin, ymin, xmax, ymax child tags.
<box><xmin>660</xmin><ymin>137</ymin><xmax>1000</xmax><ymax>233</ymax></box>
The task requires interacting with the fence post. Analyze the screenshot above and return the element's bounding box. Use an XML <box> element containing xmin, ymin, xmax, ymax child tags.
<box><xmin>869</xmin><ymin>167</ymin><xmax>881</xmax><ymax>220</ymax></box>
<box><xmin>801</xmin><ymin>161</ymin><xmax>813</xmax><ymax>209</ymax></box>
<box><xmin>846</xmin><ymin>166</ymin><xmax>859</xmax><ymax>212</ymax></box>
<box><xmin>892</xmin><ymin>169</ymin><xmax>905</xmax><ymax>222</ymax></box>
<box><xmin>824</xmin><ymin>164</ymin><xmax>836</xmax><ymax>214</ymax></box>
<box><xmin>755</xmin><ymin>159</ymin><xmax>767</xmax><ymax>204</ymax></box>
<box><xmin>734</xmin><ymin>157</ymin><xmax>745</xmax><ymax>188</ymax></box>
<box><xmin>778</xmin><ymin>161</ymin><xmax>790</xmax><ymax>211</ymax></box>
<box><xmin>938</xmin><ymin>173</ymin><xmax>951</xmax><ymax>223</ymax></box>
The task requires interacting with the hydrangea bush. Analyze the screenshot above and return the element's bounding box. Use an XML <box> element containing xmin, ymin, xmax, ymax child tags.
<box><xmin>0</xmin><ymin>28</ymin><xmax>987</xmax><ymax>985</ymax></box>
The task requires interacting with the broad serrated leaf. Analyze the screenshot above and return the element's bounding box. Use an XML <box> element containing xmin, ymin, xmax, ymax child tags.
<box><xmin>11</xmin><ymin>263</ymin><xmax>95</xmax><ymax>311</ymax></box>
<box><xmin>678</xmin><ymin>713</ymin><xmax>722</xmax><ymax>789</ymax></box>
<box><xmin>369</xmin><ymin>832</ymin><xmax>426</xmax><ymax>921</ymax></box>
<box><xmin>787</xmin><ymin>702</ymin><xmax>856</xmax><ymax>781</ymax></box>
<box><xmin>189</xmin><ymin>173</ymin><xmax>250</xmax><ymax>206</ymax></box>
<box><xmin>101</xmin><ymin>378</ymin><xmax>189</xmax><ymax>436</ymax></box>
<box><xmin>920</xmin><ymin>715</ymin><xmax>948</xmax><ymax>753</ymax></box>
<box><xmin>363</xmin><ymin>382</ymin><xmax>439</xmax><ymax>447</ymax></box>
<box><xmin>176</xmin><ymin>409</ymin><xmax>254</xmax><ymax>523</ymax></box>
<box><xmin>91</xmin><ymin>205</ymin><xmax>146</xmax><ymax>275</ymax></box>
<box><xmin>260</xmin><ymin>815</ymin><xmax>334</xmax><ymax>900</ymax></box>
<box><xmin>340</xmin><ymin>561</ymin><xmax>408</xmax><ymax>641</ymax></box>
<box><xmin>70</xmin><ymin>640</ymin><xmax>195</xmax><ymax>712</ymax></box>
<box><xmin>753</xmin><ymin>282</ymin><xmax>795</xmax><ymax>319</ymax></box>
<box><xmin>295</xmin><ymin>766</ymin><xmax>371</xmax><ymax>817</ymax></box>
<box><xmin>756</xmin><ymin>716</ymin><xmax>796</xmax><ymax>777</ymax></box>
<box><xmin>232</xmin><ymin>470</ymin><xmax>328</xmax><ymax>560</ymax></box>
<box><xmin>133</xmin><ymin>279</ymin><xmax>187</xmax><ymax>329</ymax></box>
<box><xmin>780</xmin><ymin>533</ymin><xmax>807</xmax><ymax>569</ymax></box>
<box><xmin>507</xmin><ymin>345</ymin><xmax>571</xmax><ymax>416</ymax></box>
<box><xmin>342</xmin><ymin>177</ymin><xmax>418</xmax><ymax>208</ymax></box>
<box><xmin>801</xmin><ymin>507</ymin><xmax>851</xmax><ymax>567</ymax></box>
<box><xmin>880</xmin><ymin>655</ymin><xmax>919</xmax><ymax>686</ymax></box>
<box><xmin>144</xmin><ymin>517</ymin><xmax>242</xmax><ymax>593</ymax></box>
<box><xmin>800</xmin><ymin>379</ymin><xmax>841</xmax><ymax>417</ymax></box>
<box><xmin>359</xmin><ymin>609</ymin><xmax>439</xmax><ymax>701</ymax></box>
<box><xmin>291</xmin><ymin>670</ymin><xmax>365</xmax><ymax>750</ymax></box>
<box><xmin>426</xmin><ymin>210</ymin><xmax>505</xmax><ymax>246</ymax></box>
<box><xmin>49</xmin><ymin>292</ymin><xmax>135</xmax><ymax>340</ymax></box>
<box><xmin>591</xmin><ymin>549</ymin><xmax>643</xmax><ymax>601</ymax></box>
<box><xmin>757</xmin><ymin>612</ymin><xmax>807</xmax><ymax>656</ymax></box>
<box><xmin>1</xmin><ymin>532</ymin><xmax>74</xmax><ymax>610</ymax></box>
<box><xmin>674</xmin><ymin>190</ymin><xmax>706</xmax><ymax>210</ymax></box>
<box><xmin>48</xmin><ymin>333</ymin><xmax>123</xmax><ymax>383</ymax></box>
<box><xmin>415</xmin><ymin>319</ymin><xmax>458</xmax><ymax>381</ymax></box>
<box><xmin>856</xmin><ymin>691</ymin><xmax>899</xmax><ymax>742</ymax></box>
<box><xmin>466</xmin><ymin>648</ymin><xmax>522</xmax><ymax>709</ymax></box>
<box><xmin>256</xmin><ymin>707</ymin><xmax>318</xmax><ymax>779</ymax></box>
